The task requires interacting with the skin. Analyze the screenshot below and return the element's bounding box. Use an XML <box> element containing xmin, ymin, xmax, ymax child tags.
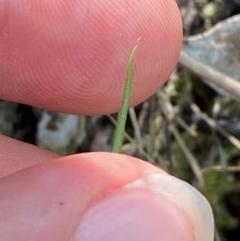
<box><xmin>0</xmin><ymin>0</ymin><xmax>191</xmax><ymax>240</ymax></box>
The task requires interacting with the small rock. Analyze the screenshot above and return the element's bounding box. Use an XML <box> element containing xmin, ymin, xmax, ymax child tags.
<box><xmin>37</xmin><ymin>111</ymin><xmax>86</xmax><ymax>155</ymax></box>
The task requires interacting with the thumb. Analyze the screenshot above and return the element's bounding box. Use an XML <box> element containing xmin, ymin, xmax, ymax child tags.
<box><xmin>0</xmin><ymin>153</ymin><xmax>214</xmax><ymax>241</ymax></box>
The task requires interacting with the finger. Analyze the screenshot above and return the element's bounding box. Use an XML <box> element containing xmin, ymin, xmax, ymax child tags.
<box><xmin>0</xmin><ymin>0</ymin><xmax>182</xmax><ymax>115</ymax></box>
<box><xmin>0</xmin><ymin>135</ymin><xmax>59</xmax><ymax>178</ymax></box>
<box><xmin>0</xmin><ymin>153</ymin><xmax>213</xmax><ymax>241</ymax></box>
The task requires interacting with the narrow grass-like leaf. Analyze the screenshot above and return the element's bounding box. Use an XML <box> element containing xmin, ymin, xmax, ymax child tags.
<box><xmin>112</xmin><ymin>38</ymin><xmax>140</xmax><ymax>153</ymax></box>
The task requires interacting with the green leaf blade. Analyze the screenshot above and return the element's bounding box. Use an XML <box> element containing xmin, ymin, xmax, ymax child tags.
<box><xmin>112</xmin><ymin>38</ymin><xmax>140</xmax><ymax>153</ymax></box>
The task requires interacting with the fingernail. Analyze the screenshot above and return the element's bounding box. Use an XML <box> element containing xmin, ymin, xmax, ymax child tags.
<box><xmin>74</xmin><ymin>173</ymin><xmax>214</xmax><ymax>241</ymax></box>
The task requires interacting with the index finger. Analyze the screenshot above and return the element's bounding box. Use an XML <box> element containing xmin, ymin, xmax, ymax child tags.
<box><xmin>0</xmin><ymin>0</ymin><xmax>182</xmax><ymax>115</ymax></box>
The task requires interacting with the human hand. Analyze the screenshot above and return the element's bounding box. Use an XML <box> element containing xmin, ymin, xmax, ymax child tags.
<box><xmin>0</xmin><ymin>0</ymin><xmax>214</xmax><ymax>240</ymax></box>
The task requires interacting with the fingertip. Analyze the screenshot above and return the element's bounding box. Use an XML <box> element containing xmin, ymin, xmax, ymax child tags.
<box><xmin>75</xmin><ymin>187</ymin><xmax>194</xmax><ymax>241</ymax></box>
<box><xmin>75</xmin><ymin>172</ymin><xmax>214</xmax><ymax>241</ymax></box>
<box><xmin>0</xmin><ymin>153</ymin><xmax>212</xmax><ymax>241</ymax></box>
<box><xmin>124</xmin><ymin>173</ymin><xmax>214</xmax><ymax>241</ymax></box>
<box><xmin>0</xmin><ymin>153</ymin><xmax>160</xmax><ymax>240</ymax></box>
<box><xmin>1</xmin><ymin>0</ymin><xmax>182</xmax><ymax>114</ymax></box>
